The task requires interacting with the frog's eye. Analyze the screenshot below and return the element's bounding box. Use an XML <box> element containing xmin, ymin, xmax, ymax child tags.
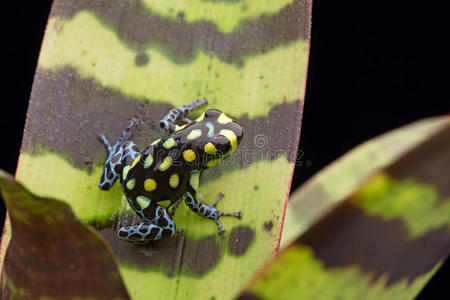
<box><xmin>213</xmin><ymin>135</ymin><xmax>231</xmax><ymax>154</ymax></box>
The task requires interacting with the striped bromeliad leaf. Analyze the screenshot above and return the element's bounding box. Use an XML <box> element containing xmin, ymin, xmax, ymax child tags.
<box><xmin>282</xmin><ymin>116</ymin><xmax>450</xmax><ymax>247</ymax></box>
<box><xmin>0</xmin><ymin>0</ymin><xmax>311</xmax><ymax>299</ymax></box>
<box><xmin>239</xmin><ymin>121</ymin><xmax>450</xmax><ymax>300</ymax></box>
<box><xmin>0</xmin><ymin>170</ymin><xmax>129</xmax><ymax>299</ymax></box>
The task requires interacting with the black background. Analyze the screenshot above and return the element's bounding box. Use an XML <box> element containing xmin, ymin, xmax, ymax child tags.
<box><xmin>2</xmin><ymin>1</ymin><xmax>449</xmax><ymax>298</ymax></box>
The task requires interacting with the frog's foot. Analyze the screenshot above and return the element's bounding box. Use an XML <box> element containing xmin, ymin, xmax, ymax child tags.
<box><xmin>198</xmin><ymin>192</ymin><xmax>242</xmax><ymax>235</ymax></box>
<box><xmin>117</xmin><ymin>222</ymin><xmax>180</xmax><ymax>243</ymax></box>
<box><xmin>160</xmin><ymin>98</ymin><xmax>208</xmax><ymax>133</ymax></box>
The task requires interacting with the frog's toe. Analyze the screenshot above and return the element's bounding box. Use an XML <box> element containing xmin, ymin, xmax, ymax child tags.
<box><xmin>97</xmin><ymin>134</ymin><xmax>110</xmax><ymax>148</ymax></box>
<box><xmin>214</xmin><ymin>219</ymin><xmax>226</xmax><ymax>235</ymax></box>
<box><xmin>219</xmin><ymin>210</ymin><xmax>242</xmax><ymax>219</ymax></box>
<box><xmin>213</xmin><ymin>211</ymin><xmax>242</xmax><ymax>235</ymax></box>
<box><xmin>212</xmin><ymin>192</ymin><xmax>225</xmax><ymax>207</ymax></box>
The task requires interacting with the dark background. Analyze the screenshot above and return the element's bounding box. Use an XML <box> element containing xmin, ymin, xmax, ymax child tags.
<box><xmin>2</xmin><ymin>1</ymin><xmax>449</xmax><ymax>298</ymax></box>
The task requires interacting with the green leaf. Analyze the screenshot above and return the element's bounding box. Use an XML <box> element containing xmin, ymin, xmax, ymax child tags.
<box><xmin>2</xmin><ymin>0</ymin><xmax>311</xmax><ymax>299</ymax></box>
<box><xmin>140</xmin><ymin>0</ymin><xmax>295</xmax><ymax>33</ymax></box>
<box><xmin>282</xmin><ymin>116</ymin><xmax>450</xmax><ymax>247</ymax></box>
<box><xmin>0</xmin><ymin>170</ymin><xmax>130</xmax><ymax>299</ymax></box>
<box><xmin>239</xmin><ymin>122</ymin><xmax>450</xmax><ymax>300</ymax></box>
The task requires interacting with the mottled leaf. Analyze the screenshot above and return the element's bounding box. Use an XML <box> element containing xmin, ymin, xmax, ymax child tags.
<box><xmin>0</xmin><ymin>170</ymin><xmax>130</xmax><ymax>299</ymax></box>
<box><xmin>282</xmin><ymin>116</ymin><xmax>450</xmax><ymax>247</ymax></box>
<box><xmin>240</xmin><ymin>122</ymin><xmax>450</xmax><ymax>300</ymax></box>
<box><xmin>1</xmin><ymin>0</ymin><xmax>311</xmax><ymax>299</ymax></box>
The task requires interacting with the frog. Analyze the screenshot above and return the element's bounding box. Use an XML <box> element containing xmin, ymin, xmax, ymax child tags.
<box><xmin>97</xmin><ymin>98</ymin><xmax>243</xmax><ymax>243</ymax></box>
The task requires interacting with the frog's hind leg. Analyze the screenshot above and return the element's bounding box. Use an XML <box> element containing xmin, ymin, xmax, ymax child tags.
<box><xmin>185</xmin><ymin>189</ymin><xmax>241</xmax><ymax>235</ymax></box>
<box><xmin>98</xmin><ymin>119</ymin><xmax>140</xmax><ymax>190</ymax></box>
<box><xmin>117</xmin><ymin>204</ymin><xmax>183</xmax><ymax>243</ymax></box>
<box><xmin>160</xmin><ymin>98</ymin><xmax>208</xmax><ymax>133</ymax></box>
<box><xmin>117</xmin><ymin>223</ymin><xmax>165</xmax><ymax>243</ymax></box>
<box><xmin>117</xmin><ymin>222</ymin><xmax>184</xmax><ymax>243</ymax></box>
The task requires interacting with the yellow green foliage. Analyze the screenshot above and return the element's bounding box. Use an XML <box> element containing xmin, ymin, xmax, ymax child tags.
<box><xmin>2</xmin><ymin>1</ymin><xmax>310</xmax><ymax>299</ymax></box>
<box><xmin>246</xmin><ymin>246</ymin><xmax>439</xmax><ymax>300</ymax></box>
<box><xmin>41</xmin><ymin>12</ymin><xmax>308</xmax><ymax>118</ymax></box>
<box><xmin>141</xmin><ymin>0</ymin><xmax>294</xmax><ymax>33</ymax></box>
<box><xmin>282</xmin><ymin>117</ymin><xmax>449</xmax><ymax>247</ymax></box>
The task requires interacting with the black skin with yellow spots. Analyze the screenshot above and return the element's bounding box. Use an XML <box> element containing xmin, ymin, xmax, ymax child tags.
<box><xmin>98</xmin><ymin>99</ymin><xmax>243</xmax><ymax>243</ymax></box>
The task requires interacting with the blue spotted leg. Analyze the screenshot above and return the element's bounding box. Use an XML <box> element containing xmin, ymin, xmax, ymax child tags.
<box><xmin>98</xmin><ymin>119</ymin><xmax>140</xmax><ymax>190</ymax></box>
<box><xmin>185</xmin><ymin>191</ymin><xmax>241</xmax><ymax>234</ymax></box>
<box><xmin>117</xmin><ymin>201</ymin><xmax>184</xmax><ymax>243</ymax></box>
<box><xmin>185</xmin><ymin>171</ymin><xmax>242</xmax><ymax>234</ymax></box>
<box><xmin>169</xmin><ymin>198</ymin><xmax>183</xmax><ymax>217</ymax></box>
<box><xmin>159</xmin><ymin>98</ymin><xmax>208</xmax><ymax>133</ymax></box>
<box><xmin>198</xmin><ymin>192</ymin><xmax>242</xmax><ymax>234</ymax></box>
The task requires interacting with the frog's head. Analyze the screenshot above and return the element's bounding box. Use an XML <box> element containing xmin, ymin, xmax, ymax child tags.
<box><xmin>195</xmin><ymin>109</ymin><xmax>243</xmax><ymax>168</ymax></box>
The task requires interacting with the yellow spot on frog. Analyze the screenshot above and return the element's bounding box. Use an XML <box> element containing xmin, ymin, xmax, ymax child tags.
<box><xmin>169</xmin><ymin>173</ymin><xmax>179</xmax><ymax>188</ymax></box>
<box><xmin>183</xmin><ymin>149</ymin><xmax>196</xmax><ymax>162</ymax></box>
<box><xmin>151</xmin><ymin>138</ymin><xmax>161</xmax><ymax>146</ymax></box>
<box><xmin>204</xmin><ymin>142</ymin><xmax>217</xmax><ymax>154</ymax></box>
<box><xmin>144</xmin><ymin>178</ymin><xmax>157</xmax><ymax>192</ymax></box>
<box><xmin>158</xmin><ymin>200</ymin><xmax>172</xmax><ymax>208</ymax></box>
<box><xmin>187</xmin><ymin>129</ymin><xmax>202</xmax><ymax>140</ymax></box>
<box><xmin>136</xmin><ymin>195</ymin><xmax>151</xmax><ymax>210</ymax></box>
<box><xmin>220</xmin><ymin>129</ymin><xmax>238</xmax><ymax>153</ymax></box>
<box><xmin>158</xmin><ymin>156</ymin><xmax>173</xmax><ymax>171</ymax></box>
<box><xmin>130</xmin><ymin>155</ymin><xmax>141</xmax><ymax>169</ymax></box>
<box><xmin>217</xmin><ymin>113</ymin><xmax>233</xmax><ymax>124</ymax></box>
<box><xmin>122</xmin><ymin>165</ymin><xmax>131</xmax><ymax>179</ymax></box>
<box><xmin>175</xmin><ymin>124</ymin><xmax>188</xmax><ymax>131</ymax></box>
<box><xmin>144</xmin><ymin>154</ymin><xmax>154</xmax><ymax>169</ymax></box>
<box><xmin>126</xmin><ymin>178</ymin><xmax>135</xmax><ymax>190</ymax></box>
<box><xmin>195</xmin><ymin>112</ymin><xmax>205</xmax><ymax>122</ymax></box>
<box><xmin>206</xmin><ymin>158</ymin><xmax>222</xmax><ymax>168</ymax></box>
<box><xmin>163</xmin><ymin>138</ymin><xmax>176</xmax><ymax>149</ymax></box>
<box><xmin>189</xmin><ymin>171</ymin><xmax>200</xmax><ymax>191</ymax></box>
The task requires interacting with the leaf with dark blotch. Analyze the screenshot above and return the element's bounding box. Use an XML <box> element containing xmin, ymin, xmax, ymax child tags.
<box><xmin>0</xmin><ymin>170</ymin><xmax>130</xmax><ymax>299</ymax></box>
<box><xmin>1</xmin><ymin>0</ymin><xmax>311</xmax><ymax>298</ymax></box>
<box><xmin>282</xmin><ymin>116</ymin><xmax>450</xmax><ymax>247</ymax></box>
<box><xmin>239</xmin><ymin>122</ymin><xmax>450</xmax><ymax>300</ymax></box>
<box><xmin>2</xmin><ymin>0</ymin><xmax>311</xmax><ymax>298</ymax></box>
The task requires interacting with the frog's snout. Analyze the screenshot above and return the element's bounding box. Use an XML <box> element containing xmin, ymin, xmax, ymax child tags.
<box><xmin>233</xmin><ymin>121</ymin><xmax>244</xmax><ymax>145</ymax></box>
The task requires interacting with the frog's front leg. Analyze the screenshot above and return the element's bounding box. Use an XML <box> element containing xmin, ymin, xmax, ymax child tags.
<box><xmin>118</xmin><ymin>202</ymin><xmax>183</xmax><ymax>243</ymax></box>
<box><xmin>98</xmin><ymin>119</ymin><xmax>140</xmax><ymax>190</ymax></box>
<box><xmin>159</xmin><ymin>98</ymin><xmax>207</xmax><ymax>133</ymax></box>
<box><xmin>184</xmin><ymin>171</ymin><xmax>241</xmax><ymax>234</ymax></box>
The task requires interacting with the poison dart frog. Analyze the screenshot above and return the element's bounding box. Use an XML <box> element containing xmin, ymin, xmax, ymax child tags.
<box><xmin>98</xmin><ymin>98</ymin><xmax>243</xmax><ymax>243</ymax></box>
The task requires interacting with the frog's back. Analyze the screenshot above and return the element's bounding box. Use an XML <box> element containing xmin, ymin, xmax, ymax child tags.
<box><xmin>123</xmin><ymin>141</ymin><xmax>190</xmax><ymax>204</ymax></box>
<box><xmin>123</xmin><ymin>109</ymin><xmax>243</xmax><ymax>205</ymax></box>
